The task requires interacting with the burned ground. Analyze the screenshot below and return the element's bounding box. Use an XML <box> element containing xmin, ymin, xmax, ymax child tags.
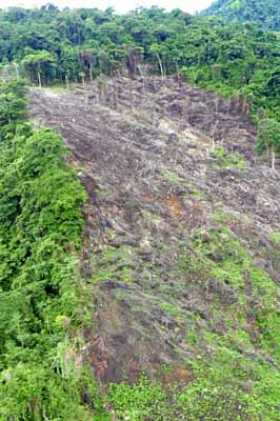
<box><xmin>28</xmin><ymin>76</ymin><xmax>280</xmax><ymax>385</ymax></box>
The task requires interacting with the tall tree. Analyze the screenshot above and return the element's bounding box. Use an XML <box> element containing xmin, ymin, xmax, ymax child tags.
<box><xmin>22</xmin><ymin>50</ymin><xmax>56</xmax><ymax>87</ymax></box>
<box><xmin>256</xmin><ymin>118</ymin><xmax>280</xmax><ymax>171</ymax></box>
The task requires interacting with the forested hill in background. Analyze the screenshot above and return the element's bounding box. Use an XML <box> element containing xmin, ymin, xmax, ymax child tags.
<box><xmin>0</xmin><ymin>5</ymin><xmax>279</xmax><ymax>121</ymax></box>
<box><xmin>202</xmin><ymin>0</ymin><xmax>280</xmax><ymax>31</ymax></box>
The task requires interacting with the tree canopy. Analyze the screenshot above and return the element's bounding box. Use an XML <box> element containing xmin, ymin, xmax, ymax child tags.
<box><xmin>203</xmin><ymin>0</ymin><xmax>280</xmax><ymax>31</ymax></box>
<box><xmin>0</xmin><ymin>5</ymin><xmax>279</xmax><ymax>121</ymax></box>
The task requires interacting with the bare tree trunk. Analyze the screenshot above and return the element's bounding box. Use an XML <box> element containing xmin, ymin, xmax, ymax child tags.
<box><xmin>175</xmin><ymin>62</ymin><xmax>181</xmax><ymax>86</ymax></box>
<box><xmin>156</xmin><ymin>53</ymin><xmax>164</xmax><ymax>81</ymax></box>
<box><xmin>137</xmin><ymin>64</ymin><xmax>144</xmax><ymax>78</ymax></box>
<box><xmin>38</xmin><ymin>71</ymin><xmax>42</xmax><ymax>88</ymax></box>
<box><xmin>14</xmin><ymin>63</ymin><xmax>20</xmax><ymax>80</ymax></box>
<box><xmin>89</xmin><ymin>63</ymin><xmax>93</xmax><ymax>82</ymax></box>
<box><xmin>271</xmin><ymin>148</ymin><xmax>276</xmax><ymax>171</ymax></box>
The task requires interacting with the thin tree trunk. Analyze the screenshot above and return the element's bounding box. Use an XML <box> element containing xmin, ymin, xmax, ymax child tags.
<box><xmin>66</xmin><ymin>75</ymin><xmax>70</xmax><ymax>90</ymax></box>
<box><xmin>89</xmin><ymin>63</ymin><xmax>93</xmax><ymax>82</ymax></box>
<box><xmin>14</xmin><ymin>63</ymin><xmax>19</xmax><ymax>80</ymax></box>
<box><xmin>38</xmin><ymin>71</ymin><xmax>42</xmax><ymax>88</ymax></box>
<box><xmin>137</xmin><ymin>64</ymin><xmax>144</xmax><ymax>78</ymax></box>
<box><xmin>156</xmin><ymin>53</ymin><xmax>164</xmax><ymax>81</ymax></box>
<box><xmin>271</xmin><ymin>148</ymin><xmax>276</xmax><ymax>171</ymax></box>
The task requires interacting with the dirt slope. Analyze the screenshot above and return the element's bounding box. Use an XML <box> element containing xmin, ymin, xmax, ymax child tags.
<box><xmin>28</xmin><ymin>76</ymin><xmax>280</xmax><ymax>385</ymax></box>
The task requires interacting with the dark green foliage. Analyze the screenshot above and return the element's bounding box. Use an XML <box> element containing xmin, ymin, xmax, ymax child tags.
<box><xmin>0</xmin><ymin>80</ymin><xmax>26</xmax><ymax>140</ymax></box>
<box><xmin>22</xmin><ymin>50</ymin><xmax>56</xmax><ymax>86</ymax></box>
<box><xmin>0</xmin><ymin>81</ymin><xmax>107</xmax><ymax>419</ymax></box>
<box><xmin>0</xmin><ymin>6</ymin><xmax>279</xmax><ymax>121</ymax></box>
<box><xmin>203</xmin><ymin>0</ymin><xmax>280</xmax><ymax>31</ymax></box>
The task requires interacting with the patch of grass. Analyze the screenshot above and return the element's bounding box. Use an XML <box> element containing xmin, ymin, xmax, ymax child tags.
<box><xmin>160</xmin><ymin>302</ymin><xmax>180</xmax><ymax>318</ymax></box>
<box><xmin>211</xmin><ymin>209</ymin><xmax>236</xmax><ymax>224</ymax></box>
<box><xmin>186</xmin><ymin>327</ymin><xmax>199</xmax><ymax>346</ymax></box>
<box><xmin>270</xmin><ymin>231</ymin><xmax>280</xmax><ymax>245</ymax></box>
<box><xmin>188</xmin><ymin>185</ymin><xmax>205</xmax><ymax>199</ymax></box>
<box><xmin>177</xmin><ymin>348</ymin><xmax>280</xmax><ymax>421</ymax></box>
<box><xmin>161</xmin><ymin>169</ymin><xmax>186</xmax><ymax>186</ymax></box>
<box><xmin>106</xmin><ymin>344</ymin><xmax>280</xmax><ymax>421</ymax></box>
<box><xmin>92</xmin><ymin>246</ymin><xmax>134</xmax><ymax>283</ymax></box>
<box><xmin>141</xmin><ymin>210</ymin><xmax>162</xmax><ymax>226</ymax></box>
<box><xmin>189</xmin><ymin>228</ymin><xmax>250</xmax><ymax>311</ymax></box>
<box><xmin>173</xmin><ymin>224</ymin><xmax>280</xmax><ymax>419</ymax></box>
<box><xmin>211</xmin><ymin>261</ymin><xmax>245</xmax><ymax>290</ymax></box>
<box><xmin>249</xmin><ymin>267</ymin><xmax>278</xmax><ymax>307</ymax></box>
<box><xmin>210</xmin><ymin>146</ymin><xmax>245</xmax><ymax>170</ymax></box>
<box><xmin>107</xmin><ymin>377</ymin><xmax>173</xmax><ymax>421</ymax></box>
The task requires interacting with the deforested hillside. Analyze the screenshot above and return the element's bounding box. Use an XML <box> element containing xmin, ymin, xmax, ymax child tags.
<box><xmin>202</xmin><ymin>0</ymin><xmax>280</xmax><ymax>31</ymax></box>
<box><xmin>27</xmin><ymin>76</ymin><xmax>280</xmax><ymax>419</ymax></box>
<box><xmin>0</xmin><ymin>4</ymin><xmax>280</xmax><ymax>420</ymax></box>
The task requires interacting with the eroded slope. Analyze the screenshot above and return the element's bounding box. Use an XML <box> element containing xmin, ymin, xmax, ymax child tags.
<box><xmin>28</xmin><ymin>77</ymin><xmax>280</xmax><ymax>394</ymax></box>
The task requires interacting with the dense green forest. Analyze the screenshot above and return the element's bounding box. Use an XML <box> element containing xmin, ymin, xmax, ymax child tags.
<box><xmin>0</xmin><ymin>80</ymin><xmax>105</xmax><ymax>418</ymax></box>
<box><xmin>203</xmin><ymin>0</ymin><xmax>280</xmax><ymax>31</ymax></box>
<box><xmin>0</xmin><ymin>5</ymin><xmax>279</xmax><ymax>121</ymax></box>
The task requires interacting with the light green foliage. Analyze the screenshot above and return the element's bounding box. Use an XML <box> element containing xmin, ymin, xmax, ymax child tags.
<box><xmin>0</xmin><ymin>81</ymin><xmax>107</xmax><ymax>419</ymax></box>
<box><xmin>108</xmin><ymin>378</ymin><xmax>171</xmax><ymax>421</ymax></box>
<box><xmin>104</xmin><ymin>224</ymin><xmax>280</xmax><ymax>420</ymax></box>
<box><xmin>161</xmin><ymin>169</ymin><xmax>186</xmax><ymax>186</ymax></box>
<box><xmin>177</xmin><ymin>349</ymin><xmax>280</xmax><ymax>420</ymax></box>
<box><xmin>160</xmin><ymin>302</ymin><xmax>180</xmax><ymax>318</ymax></box>
<box><xmin>210</xmin><ymin>146</ymin><xmax>245</xmax><ymax>169</ymax></box>
<box><xmin>175</xmin><ymin>226</ymin><xmax>280</xmax><ymax>419</ymax></box>
<box><xmin>92</xmin><ymin>245</ymin><xmax>134</xmax><ymax>283</ymax></box>
<box><xmin>270</xmin><ymin>231</ymin><xmax>280</xmax><ymax>245</ymax></box>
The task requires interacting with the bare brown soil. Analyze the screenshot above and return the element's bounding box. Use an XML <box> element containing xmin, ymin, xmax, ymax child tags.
<box><xmin>28</xmin><ymin>76</ymin><xmax>280</xmax><ymax>384</ymax></box>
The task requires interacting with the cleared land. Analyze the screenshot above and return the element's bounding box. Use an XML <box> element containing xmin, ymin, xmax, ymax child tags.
<box><xmin>28</xmin><ymin>76</ymin><xmax>280</xmax><ymax>384</ymax></box>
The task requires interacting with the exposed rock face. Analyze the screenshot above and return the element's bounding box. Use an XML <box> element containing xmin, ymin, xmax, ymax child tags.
<box><xmin>28</xmin><ymin>76</ymin><xmax>280</xmax><ymax>384</ymax></box>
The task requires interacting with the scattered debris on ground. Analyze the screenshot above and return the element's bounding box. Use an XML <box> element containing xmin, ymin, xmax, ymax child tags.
<box><xmin>28</xmin><ymin>76</ymin><xmax>280</xmax><ymax>384</ymax></box>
